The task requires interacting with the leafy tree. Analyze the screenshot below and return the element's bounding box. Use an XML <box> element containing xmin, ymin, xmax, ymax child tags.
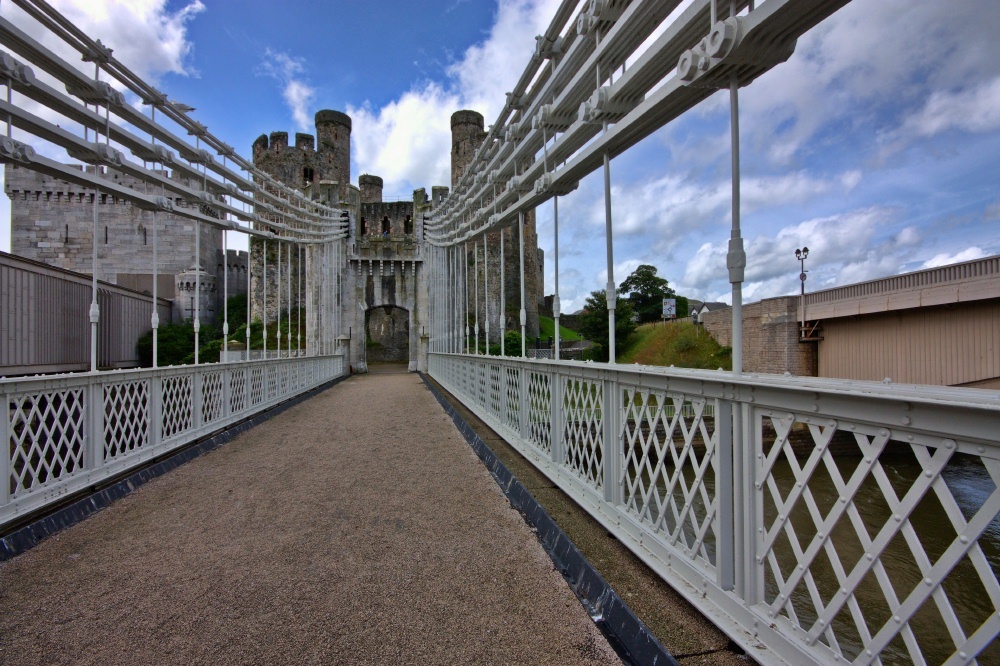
<box><xmin>619</xmin><ymin>264</ymin><xmax>689</xmax><ymax>322</ymax></box>
<box><xmin>577</xmin><ymin>289</ymin><xmax>636</xmax><ymax>362</ymax></box>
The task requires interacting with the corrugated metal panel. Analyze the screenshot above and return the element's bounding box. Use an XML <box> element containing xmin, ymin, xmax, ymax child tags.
<box><xmin>1</xmin><ymin>252</ymin><xmax>171</xmax><ymax>376</ymax></box>
<box><xmin>818</xmin><ymin>301</ymin><xmax>1000</xmax><ymax>386</ymax></box>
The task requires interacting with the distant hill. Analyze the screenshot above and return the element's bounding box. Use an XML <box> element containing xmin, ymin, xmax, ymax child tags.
<box><xmin>619</xmin><ymin>321</ymin><xmax>732</xmax><ymax>370</ymax></box>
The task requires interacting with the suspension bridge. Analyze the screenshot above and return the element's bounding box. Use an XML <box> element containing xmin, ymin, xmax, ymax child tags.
<box><xmin>1</xmin><ymin>1</ymin><xmax>998</xmax><ymax>664</ymax></box>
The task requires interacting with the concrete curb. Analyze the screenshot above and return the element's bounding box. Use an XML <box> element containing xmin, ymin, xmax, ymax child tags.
<box><xmin>1</xmin><ymin>373</ymin><xmax>351</xmax><ymax>561</ymax></box>
<box><xmin>420</xmin><ymin>373</ymin><xmax>679</xmax><ymax>666</ymax></box>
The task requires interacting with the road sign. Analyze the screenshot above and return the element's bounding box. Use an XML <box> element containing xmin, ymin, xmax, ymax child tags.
<box><xmin>662</xmin><ymin>298</ymin><xmax>676</xmax><ymax>319</ymax></box>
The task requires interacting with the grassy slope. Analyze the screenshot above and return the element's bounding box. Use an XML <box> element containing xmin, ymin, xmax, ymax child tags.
<box><xmin>619</xmin><ymin>321</ymin><xmax>732</xmax><ymax>370</ymax></box>
<box><xmin>538</xmin><ymin>315</ymin><xmax>582</xmax><ymax>342</ymax></box>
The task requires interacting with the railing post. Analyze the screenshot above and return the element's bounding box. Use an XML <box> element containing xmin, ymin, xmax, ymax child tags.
<box><xmin>0</xmin><ymin>391</ymin><xmax>10</xmax><ymax>506</ymax></box>
<box><xmin>222</xmin><ymin>365</ymin><xmax>231</xmax><ymax>419</ymax></box>
<box><xmin>150</xmin><ymin>372</ymin><xmax>162</xmax><ymax>450</ymax></box>
<box><xmin>518</xmin><ymin>363</ymin><xmax>529</xmax><ymax>441</ymax></box>
<box><xmin>740</xmin><ymin>401</ymin><xmax>763</xmax><ymax>604</ymax></box>
<box><xmin>88</xmin><ymin>379</ymin><xmax>104</xmax><ymax>472</ymax></box>
<box><xmin>716</xmin><ymin>399</ymin><xmax>735</xmax><ymax>592</ymax></box>
<box><xmin>550</xmin><ymin>370</ymin><xmax>563</xmax><ymax>465</ymax></box>
<box><xmin>192</xmin><ymin>371</ymin><xmax>203</xmax><ymax>430</ymax></box>
<box><xmin>602</xmin><ymin>376</ymin><xmax>622</xmax><ymax>505</ymax></box>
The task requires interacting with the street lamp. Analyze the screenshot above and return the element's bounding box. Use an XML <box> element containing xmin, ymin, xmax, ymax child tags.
<box><xmin>795</xmin><ymin>246</ymin><xmax>809</xmax><ymax>337</ymax></box>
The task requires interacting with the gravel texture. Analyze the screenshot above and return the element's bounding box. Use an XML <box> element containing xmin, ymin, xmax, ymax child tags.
<box><xmin>0</xmin><ymin>368</ymin><xmax>618</xmax><ymax>665</ymax></box>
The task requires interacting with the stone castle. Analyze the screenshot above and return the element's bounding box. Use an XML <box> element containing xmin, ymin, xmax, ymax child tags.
<box><xmin>5</xmin><ymin>163</ymin><xmax>248</xmax><ymax>324</ymax></box>
<box><xmin>251</xmin><ymin>108</ymin><xmax>543</xmax><ymax>369</ymax></box>
<box><xmin>5</xmin><ymin>107</ymin><xmax>543</xmax><ymax>369</ymax></box>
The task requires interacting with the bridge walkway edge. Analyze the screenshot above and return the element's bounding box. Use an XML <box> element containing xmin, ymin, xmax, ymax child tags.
<box><xmin>421</xmin><ymin>373</ymin><xmax>752</xmax><ymax>666</ymax></box>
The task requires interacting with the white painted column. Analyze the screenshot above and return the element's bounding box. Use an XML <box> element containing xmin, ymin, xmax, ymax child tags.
<box><xmin>474</xmin><ymin>239</ymin><xmax>480</xmax><ymax>354</ymax></box>
<box><xmin>553</xmin><ymin>196</ymin><xmax>561</xmax><ymax>361</ymax></box>
<box><xmin>518</xmin><ymin>211</ymin><xmax>526</xmax><ymax>358</ymax></box>
<box><xmin>262</xmin><ymin>238</ymin><xmax>268</xmax><ymax>357</ymax></box>
<box><xmin>500</xmin><ymin>229</ymin><xmax>506</xmax><ymax>357</ymax></box>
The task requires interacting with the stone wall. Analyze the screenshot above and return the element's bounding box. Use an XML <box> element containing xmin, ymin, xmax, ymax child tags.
<box><xmin>359</xmin><ymin>201</ymin><xmax>414</xmax><ymax>237</ymax></box>
<box><xmin>6</xmin><ymin>163</ymin><xmax>223</xmax><ymax>320</ymax></box>
<box><xmin>700</xmin><ymin>296</ymin><xmax>817</xmax><ymax>376</ymax></box>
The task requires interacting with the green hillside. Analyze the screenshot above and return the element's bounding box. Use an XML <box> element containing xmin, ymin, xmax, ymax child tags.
<box><xmin>619</xmin><ymin>321</ymin><xmax>731</xmax><ymax>370</ymax></box>
<box><xmin>538</xmin><ymin>315</ymin><xmax>582</xmax><ymax>342</ymax></box>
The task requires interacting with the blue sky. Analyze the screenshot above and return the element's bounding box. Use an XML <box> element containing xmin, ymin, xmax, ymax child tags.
<box><xmin>2</xmin><ymin>0</ymin><xmax>998</xmax><ymax>312</ymax></box>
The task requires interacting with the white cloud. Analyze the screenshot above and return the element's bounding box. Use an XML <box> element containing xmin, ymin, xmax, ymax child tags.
<box><xmin>349</xmin><ymin>85</ymin><xmax>459</xmax><ymax>193</ymax></box>
<box><xmin>891</xmin><ymin>77</ymin><xmax>1000</xmax><ymax>142</ymax></box>
<box><xmin>1</xmin><ymin>0</ymin><xmax>204</xmax><ymax>81</ymax></box>
<box><xmin>920</xmin><ymin>247</ymin><xmax>986</xmax><ymax>269</ymax></box>
<box><xmin>679</xmin><ymin>208</ymin><xmax>918</xmax><ymax>301</ymax></box>
<box><xmin>257</xmin><ymin>50</ymin><xmax>316</xmax><ymax>133</ymax></box>
<box><xmin>739</xmin><ymin>0</ymin><xmax>1000</xmax><ymax>165</ymax></box>
<box><xmin>347</xmin><ymin>0</ymin><xmax>564</xmax><ymax>194</ymax></box>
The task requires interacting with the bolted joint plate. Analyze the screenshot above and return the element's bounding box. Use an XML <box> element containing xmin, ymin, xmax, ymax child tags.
<box><xmin>678</xmin><ymin>16</ymin><xmax>798</xmax><ymax>90</ymax></box>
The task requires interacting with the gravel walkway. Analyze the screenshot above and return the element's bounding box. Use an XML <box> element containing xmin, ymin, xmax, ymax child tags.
<box><xmin>0</xmin><ymin>370</ymin><xmax>618</xmax><ymax>665</ymax></box>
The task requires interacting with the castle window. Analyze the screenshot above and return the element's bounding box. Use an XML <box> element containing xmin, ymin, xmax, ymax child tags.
<box><xmin>104</xmin><ymin>226</ymin><xmax>108</xmax><ymax>244</ymax></box>
<box><xmin>143</xmin><ymin>227</ymin><xmax>147</xmax><ymax>245</ymax></box>
<box><xmin>65</xmin><ymin>224</ymin><xmax>69</xmax><ymax>243</ymax></box>
<box><xmin>404</xmin><ymin>215</ymin><xmax>412</xmax><ymax>235</ymax></box>
<box><xmin>381</xmin><ymin>216</ymin><xmax>390</xmax><ymax>235</ymax></box>
<box><xmin>303</xmin><ymin>167</ymin><xmax>314</xmax><ymax>186</ymax></box>
<box><xmin>360</xmin><ymin>216</ymin><xmax>367</xmax><ymax>236</ymax></box>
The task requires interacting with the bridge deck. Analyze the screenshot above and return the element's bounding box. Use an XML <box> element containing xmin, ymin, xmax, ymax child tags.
<box><xmin>0</xmin><ymin>369</ymin><xmax>617</xmax><ymax>664</ymax></box>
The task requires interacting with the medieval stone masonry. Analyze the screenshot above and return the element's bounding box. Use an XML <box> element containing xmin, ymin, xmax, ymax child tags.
<box><xmin>5</xmin><ymin>163</ymin><xmax>247</xmax><ymax>324</ymax></box>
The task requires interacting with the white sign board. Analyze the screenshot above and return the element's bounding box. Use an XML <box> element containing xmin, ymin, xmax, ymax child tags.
<box><xmin>662</xmin><ymin>298</ymin><xmax>676</xmax><ymax>319</ymax></box>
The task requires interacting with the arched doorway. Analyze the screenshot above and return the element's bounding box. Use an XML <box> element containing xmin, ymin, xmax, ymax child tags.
<box><xmin>365</xmin><ymin>305</ymin><xmax>409</xmax><ymax>364</ymax></box>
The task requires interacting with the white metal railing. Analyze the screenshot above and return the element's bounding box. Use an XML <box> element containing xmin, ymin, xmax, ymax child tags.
<box><xmin>429</xmin><ymin>353</ymin><xmax>1000</xmax><ymax>665</ymax></box>
<box><xmin>219</xmin><ymin>350</ymin><xmax>307</xmax><ymax>362</ymax></box>
<box><xmin>1</xmin><ymin>354</ymin><xmax>345</xmax><ymax>528</ymax></box>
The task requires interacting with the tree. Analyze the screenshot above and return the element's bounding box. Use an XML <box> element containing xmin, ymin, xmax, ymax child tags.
<box><xmin>578</xmin><ymin>289</ymin><xmax>636</xmax><ymax>362</ymax></box>
<box><xmin>619</xmin><ymin>264</ymin><xmax>687</xmax><ymax>323</ymax></box>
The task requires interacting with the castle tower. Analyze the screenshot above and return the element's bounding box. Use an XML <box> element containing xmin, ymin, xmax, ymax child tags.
<box><xmin>450</xmin><ymin>110</ymin><xmax>540</xmax><ymax>343</ymax></box>
<box><xmin>315</xmin><ymin>110</ymin><xmax>352</xmax><ymax>203</ymax></box>
<box><xmin>451</xmin><ymin>110</ymin><xmax>487</xmax><ymax>188</ymax></box>
<box><xmin>359</xmin><ymin>174</ymin><xmax>383</xmax><ymax>204</ymax></box>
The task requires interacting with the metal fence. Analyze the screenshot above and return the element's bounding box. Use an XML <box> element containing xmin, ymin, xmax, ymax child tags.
<box><xmin>1</xmin><ymin>354</ymin><xmax>345</xmax><ymax>528</ymax></box>
<box><xmin>429</xmin><ymin>353</ymin><xmax>1000</xmax><ymax>665</ymax></box>
<box><xmin>1</xmin><ymin>251</ymin><xmax>173</xmax><ymax>376</ymax></box>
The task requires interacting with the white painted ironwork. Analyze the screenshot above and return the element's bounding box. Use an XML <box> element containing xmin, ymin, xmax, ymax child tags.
<box><xmin>1</xmin><ymin>354</ymin><xmax>345</xmax><ymax>527</ymax></box>
<box><xmin>429</xmin><ymin>353</ymin><xmax>1000</xmax><ymax>665</ymax></box>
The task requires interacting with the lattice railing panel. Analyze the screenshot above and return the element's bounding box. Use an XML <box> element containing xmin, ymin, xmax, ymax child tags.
<box><xmin>488</xmin><ymin>363</ymin><xmax>503</xmax><ymax>424</ymax></box>
<box><xmin>229</xmin><ymin>368</ymin><xmax>246</xmax><ymax>413</ymax></box>
<box><xmin>266</xmin><ymin>366</ymin><xmax>278</xmax><ymax>399</ymax></box>
<box><xmin>279</xmin><ymin>365</ymin><xmax>289</xmax><ymax>396</ymax></box>
<box><xmin>103</xmin><ymin>380</ymin><xmax>149</xmax><ymax>461</ymax></box>
<box><xmin>622</xmin><ymin>387</ymin><xmax>718</xmax><ymax>569</ymax></box>
<box><xmin>250</xmin><ymin>366</ymin><xmax>265</xmax><ymax>406</ymax></box>
<box><xmin>504</xmin><ymin>366</ymin><xmax>520</xmax><ymax>432</ymax></box>
<box><xmin>160</xmin><ymin>375</ymin><xmax>193</xmax><ymax>440</ymax></box>
<box><xmin>8</xmin><ymin>388</ymin><xmax>86</xmax><ymax>497</ymax></box>
<box><xmin>755</xmin><ymin>410</ymin><xmax>1000</xmax><ymax>665</ymax></box>
<box><xmin>475</xmin><ymin>362</ymin><xmax>488</xmax><ymax>410</ymax></box>
<box><xmin>201</xmin><ymin>371</ymin><xmax>225</xmax><ymax>425</ymax></box>
<box><xmin>562</xmin><ymin>376</ymin><xmax>603</xmax><ymax>491</ymax></box>
<box><xmin>527</xmin><ymin>370</ymin><xmax>552</xmax><ymax>454</ymax></box>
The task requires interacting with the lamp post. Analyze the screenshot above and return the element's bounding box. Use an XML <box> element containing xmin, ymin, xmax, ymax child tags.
<box><xmin>795</xmin><ymin>246</ymin><xmax>809</xmax><ymax>338</ymax></box>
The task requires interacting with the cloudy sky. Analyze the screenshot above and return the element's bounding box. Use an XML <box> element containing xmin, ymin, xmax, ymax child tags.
<box><xmin>1</xmin><ymin>0</ymin><xmax>998</xmax><ymax>312</ymax></box>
